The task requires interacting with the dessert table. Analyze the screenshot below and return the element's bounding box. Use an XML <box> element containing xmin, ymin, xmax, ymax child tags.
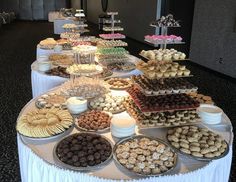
<box><xmin>54</xmin><ymin>18</ymin><xmax>76</xmax><ymax>34</ymax></box>
<box><xmin>31</xmin><ymin>55</ymin><xmax>142</xmax><ymax>98</ymax></box>
<box><xmin>17</xmin><ymin>88</ymin><xmax>233</xmax><ymax>182</ymax></box>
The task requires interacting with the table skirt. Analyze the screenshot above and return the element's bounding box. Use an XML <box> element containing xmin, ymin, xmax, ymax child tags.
<box><xmin>18</xmin><ymin>134</ymin><xmax>232</xmax><ymax>182</ymax></box>
<box><xmin>31</xmin><ymin>70</ymin><xmax>67</xmax><ymax>98</ymax></box>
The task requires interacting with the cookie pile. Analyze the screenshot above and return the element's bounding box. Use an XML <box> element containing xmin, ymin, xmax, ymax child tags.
<box><xmin>56</xmin><ymin>133</ymin><xmax>112</xmax><ymax>168</ymax></box>
<box><xmin>89</xmin><ymin>94</ymin><xmax>126</xmax><ymax>114</ymax></box>
<box><xmin>17</xmin><ymin>108</ymin><xmax>73</xmax><ymax>138</ymax></box>
<box><xmin>46</xmin><ymin>66</ymin><xmax>70</xmax><ymax>78</ymax></box>
<box><xmin>115</xmin><ymin>136</ymin><xmax>176</xmax><ymax>175</ymax></box>
<box><xmin>75</xmin><ymin>111</ymin><xmax>111</xmax><ymax>131</ymax></box>
<box><xmin>106</xmin><ymin>78</ymin><xmax>131</xmax><ymax>90</ymax></box>
<box><xmin>107</xmin><ymin>61</ymin><xmax>136</xmax><ymax>72</ymax></box>
<box><xmin>167</xmin><ymin>126</ymin><xmax>228</xmax><ymax>159</ymax></box>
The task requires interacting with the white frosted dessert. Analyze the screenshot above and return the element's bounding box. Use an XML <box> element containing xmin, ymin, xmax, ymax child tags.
<box><xmin>111</xmin><ymin>118</ymin><xmax>136</xmax><ymax>138</ymax></box>
<box><xmin>66</xmin><ymin>97</ymin><xmax>88</xmax><ymax>114</ymax></box>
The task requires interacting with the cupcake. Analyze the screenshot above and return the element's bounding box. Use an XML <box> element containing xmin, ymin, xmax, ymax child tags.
<box><xmin>166</xmin><ymin>89</ymin><xmax>173</xmax><ymax>94</ymax></box>
<box><xmin>159</xmin><ymin>89</ymin><xmax>166</xmax><ymax>94</ymax></box>
<box><xmin>145</xmin><ymin>89</ymin><xmax>152</xmax><ymax>95</ymax></box>
<box><xmin>148</xmin><ymin>71</ymin><xmax>156</xmax><ymax>79</ymax></box>
<box><xmin>173</xmin><ymin>53</ymin><xmax>180</xmax><ymax>60</ymax></box>
<box><xmin>173</xmin><ymin>89</ymin><xmax>180</xmax><ymax>94</ymax></box>
<box><xmin>160</xmin><ymin>66</ymin><xmax>167</xmax><ymax>73</ymax></box>
<box><xmin>177</xmin><ymin>70</ymin><xmax>183</xmax><ymax>76</ymax></box>
<box><xmin>183</xmin><ymin>69</ymin><xmax>191</xmax><ymax>76</ymax></box>
<box><xmin>180</xmin><ymin>53</ymin><xmax>186</xmax><ymax>60</ymax></box>
<box><xmin>164</xmin><ymin>72</ymin><xmax>170</xmax><ymax>78</ymax></box>
<box><xmin>179</xmin><ymin>65</ymin><xmax>186</xmax><ymax>71</ymax></box>
<box><xmin>156</xmin><ymin>72</ymin><xmax>163</xmax><ymax>78</ymax></box>
<box><xmin>170</xmin><ymin>71</ymin><xmax>177</xmax><ymax>77</ymax></box>
<box><xmin>171</xmin><ymin>67</ymin><xmax>178</xmax><ymax>72</ymax></box>
<box><xmin>156</xmin><ymin>55</ymin><xmax>163</xmax><ymax>61</ymax></box>
<box><xmin>153</xmin><ymin>90</ymin><xmax>159</xmax><ymax>95</ymax></box>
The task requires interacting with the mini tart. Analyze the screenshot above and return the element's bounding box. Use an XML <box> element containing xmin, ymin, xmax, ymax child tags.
<box><xmin>183</xmin><ymin>69</ymin><xmax>191</xmax><ymax>76</ymax></box>
<box><xmin>164</xmin><ymin>72</ymin><xmax>170</xmax><ymax>78</ymax></box>
<box><xmin>179</xmin><ymin>65</ymin><xmax>186</xmax><ymax>71</ymax></box>
<box><xmin>177</xmin><ymin>70</ymin><xmax>183</xmax><ymax>76</ymax></box>
<box><xmin>156</xmin><ymin>72</ymin><xmax>163</xmax><ymax>78</ymax></box>
<box><xmin>170</xmin><ymin>71</ymin><xmax>177</xmax><ymax>77</ymax></box>
<box><xmin>148</xmin><ymin>71</ymin><xmax>156</xmax><ymax>79</ymax></box>
<box><xmin>203</xmin><ymin>96</ymin><xmax>212</xmax><ymax>101</ymax></box>
<box><xmin>145</xmin><ymin>89</ymin><xmax>152</xmax><ymax>95</ymax></box>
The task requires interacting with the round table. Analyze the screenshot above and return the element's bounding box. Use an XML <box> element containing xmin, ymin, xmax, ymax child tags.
<box><xmin>17</xmin><ymin>88</ymin><xmax>233</xmax><ymax>182</ymax></box>
<box><xmin>31</xmin><ymin>55</ymin><xmax>142</xmax><ymax>98</ymax></box>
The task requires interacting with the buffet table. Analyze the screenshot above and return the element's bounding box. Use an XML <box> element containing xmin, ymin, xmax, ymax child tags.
<box><xmin>17</xmin><ymin>88</ymin><xmax>233</xmax><ymax>182</ymax></box>
<box><xmin>31</xmin><ymin>55</ymin><xmax>142</xmax><ymax>98</ymax></box>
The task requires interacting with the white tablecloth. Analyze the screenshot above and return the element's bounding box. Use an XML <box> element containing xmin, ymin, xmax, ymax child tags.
<box><xmin>54</xmin><ymin>18</ymin><xmax>76</xmax><ymax>34</ymax></box>
<box><xmin>31</xmin><ymin>63</ymin><xmax>67</xmax><ymax>98</ymax></box>
<box><xmin>17</xmin><ymin>93</ymin><xmax>233</xmax><ymax>182</ymax></box>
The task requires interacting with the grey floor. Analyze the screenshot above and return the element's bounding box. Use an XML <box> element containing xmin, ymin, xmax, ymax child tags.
<box><xmin>0</xmin><ymin>21</ymin><xmax>235</xmax><ymax>181</ymax></box>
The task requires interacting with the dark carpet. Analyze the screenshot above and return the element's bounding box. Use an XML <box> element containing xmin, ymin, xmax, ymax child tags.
<box><xmin>0</xmin><ymin>20</ymin><xmax>235</xmax><ymax>182</ymax></box>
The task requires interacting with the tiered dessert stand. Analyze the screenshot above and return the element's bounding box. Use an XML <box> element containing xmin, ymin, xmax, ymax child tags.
<box><xmin>145</xmin><ymin>14</ymin><xmax>185</xmax><ymax>49</ymax></box>
<box><xmin>129</xmin><ymin>14</ymin><xmax>199</xmax><ymax>127</ymax></box>
<box><xmin>99</xmin><ymin>12</ymin><xmax>125</xmax><ymax>40</ymax></box>
<box><xmin>74</xmin><ymin>9</ymin><xmax>89</xmax><ymax>34</ymax></box>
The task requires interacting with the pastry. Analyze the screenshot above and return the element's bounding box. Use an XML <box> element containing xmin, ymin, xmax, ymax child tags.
<box><xmin>99</xmin><ymin>33</ymin><xmax>126</xmax><ymax>39</ymax></box>
<box><xmin>140</xmin><ymin>48</ymin><xmax>186</xmax><ymax>62</ymax></box>
<box><xmin>97</xmin><ymin>40</ymin><xmax>128</xmax><ymax>47</ymax></box>
<box><xmin>145</xmin><ymin>35</ymin><xmax>183</xmax><ymax>45</ymax></box>
<box><xmin>35</xmin><ymin>93</ymin><xmax>67</xmax><ymax>109</ymax></box>
<box><xmin>124</xmin><ymin>98</ymin><xmax>200</xmax><ymax>128</ymax></box>
<box><xmin>55</xmin><ymin>133</ymin><xmax>112</xmax><ymax>168</ymax></box>
<box><xmin>136</xmin><ymin>60</ymin><xmax>191</xmax><ymax>79</ymax></box>
<box><xmin>150</xmin><ymin>14</ymin><xmax>180</xmax><ymax>27</ymax></box>
<box><xmin>167</xmin><ymin>126</ymin><xmax>228</xmax><ymax>159</ymax></box>
<box><xmin>60</xmin><ymin>77</ymin><xmax>110</xmax><ymax>99</ymax></box>
<box><xmin>106</xmin><ymin>78</ymin><xmax>132</xmax><ymax>90</ymax></box>
<box><xmin>188</xmin><ymin>93</ymin><xmax>214</xmax><ymax>104</ymax></box>
<box><xmin>115</xmin><ymin>136</ymin><xmax>177</xmax><ymax>175</ymax></box>
<box><xmin>66</xmin><ymin>64</ymin><xmax>103</xmax><ymax>76</ymax></box>
<box><xmin>75</xmin><ymin>110</ymin><xmax>111</xmax><ymax>131</ymax></box>
<box><xmin>17</xmin><ymin>108</ymin><xmax>73</xmax><ymax>137</ymax></box>
<box><xmin>45</xmin><ymin>66</ymin><xmax>70</xmax><ymax>78</ymax></box>
<box><xmin>39</xmin><ymin>38</ymin><xmax>57</xmax><ymax>49</ymax></box>
<box><xmin>89</xmin><ymin>94</ymin><xmax>126</xmax><ymax>114</ymax></box>
<box><xmin>127</xmin><ymin>86</ymin><xmax>200</xmax><ymax>112</ymax></box>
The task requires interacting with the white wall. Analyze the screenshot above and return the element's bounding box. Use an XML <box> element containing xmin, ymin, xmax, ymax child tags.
<box><xmin>85</xmin><ymin>0</ymin><xmax>158</xmax><ymax>42</ymax></box>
